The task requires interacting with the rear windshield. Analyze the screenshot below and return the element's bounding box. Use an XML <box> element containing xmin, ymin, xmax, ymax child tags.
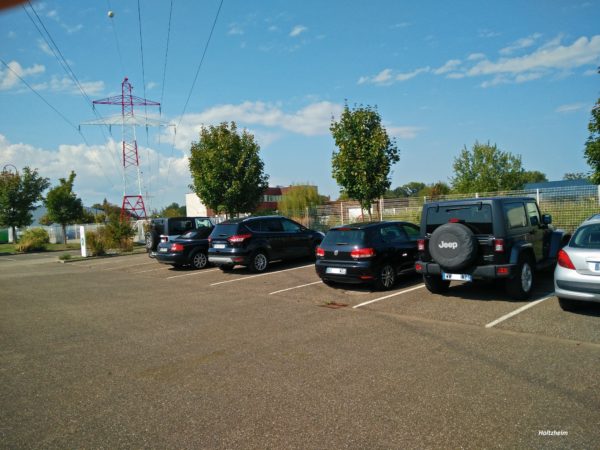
<box><xmin>322</xmin><ymin>229</ymin><xmax>366</xmax><ymax>246</ymax></box>
<box><xmin>570</xmin><ymin>224</ymin><xmax>600</xmax><ymax>249</ymax></box>
<box><xmin>211</xmin><ymin>224</ymin><xmax>241</xmax><ymax>237</ymax></box>
<box><xmin>426</xmin><ymin>204</ymin><xmax>493</xmax><ymax>234</ymax></box>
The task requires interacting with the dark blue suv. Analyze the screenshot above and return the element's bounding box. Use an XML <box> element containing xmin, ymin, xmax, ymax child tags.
<box><xmin>208</xmin><ymin>216</ymin><xmax>324</xmax><ymax>273</ymax></box>
<box><xmin>315</xmin><ymin>221</ymin><xmax>420</xmax><ymax>290</ymax></box>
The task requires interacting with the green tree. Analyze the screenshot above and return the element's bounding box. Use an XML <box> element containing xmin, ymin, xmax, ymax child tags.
<box><xmin>330</xmin><ymin>104</ymin><xmax>400</xmax><ymax>219</ymax></box>
<box><xmin>563</xmin><ymin>172</ymin><xmax>590</xmax><ymax>181</ymax></box>
<box><xmin>159</xmin><ymin>202</ymin><xmax>186</xmax><ymax>217</ymax></box>
<box><xmin>418</xmin><ymin>181</ymin><xmax>451</xmax><ymax>199</ymax></box>
<box><xmin>0</xmin><ymin>166</ymin><xmax>49</xmax><ymax>242</ymax></box>
<box><xmin>451</xmin><ymin>141</ymin><xmax>525</xmax><ymax>193</ymax></box>
<box><xmin>277</xmin><ymin>184</ymin><xmax>322</xmax><ymax>216</ymax></box>
<box><xmin>520</xmin><ymin>170</ymin><xmax>548</xmax><ymax>186</ymax></box>
<box><xmin>44</xmin><ymin>171</ymin><xmax>84</xmax><ymax>244</ymax></box>
<box><xmin>189</xmin><ymin>122</ymin><xmax>269</xmax><ymax>217</ymax></box>
<box><xmin>584</xmin><ymin>85</ymin><xmax>600</xmax><ymax>183</ymax></box>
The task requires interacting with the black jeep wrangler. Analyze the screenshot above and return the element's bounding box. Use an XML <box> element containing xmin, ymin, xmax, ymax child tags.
<box><xmin>145</xmin><ymin>217</ymin><xmax>213</xmax><ymax>256</ymax></box>
<box><xmin>415</xmin><ymin>197</ymin><xmax>567</xmax><ymax>299</ymax></box>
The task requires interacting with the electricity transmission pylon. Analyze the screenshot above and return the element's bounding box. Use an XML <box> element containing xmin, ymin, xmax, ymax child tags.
<box><xmin>85</xmin><ymin>77</ymin><xmax>162</xmax><ymax>219</ymax></box>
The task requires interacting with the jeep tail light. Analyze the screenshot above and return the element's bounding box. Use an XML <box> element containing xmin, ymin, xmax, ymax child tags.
<box><xmin>557</xmin><ymin>249</ymin><xmax>575</xmax><ymax>270</ymax></box>
<box><xmin>350</xmin><ymin>248</ymin><xmax>375</xmax><ymax>259</ymax></box>
<box><xmin>228</xmin><ymin>233</ymin><xmax>252</xmax><ymax>244</ymax></box>
<box><xmin>449</xmin><ymin>218</ymin><xmax>460</xmax><ymax>223</ymax></box>
<box><xmin>316</xmin><ymin>247</ymin><xmax>325</xmax><ymax>257</ymax></box>
<box><xmin>170</xmin><ymin>243</ymin><xmax>184</xmax><ymax>252</ymax></box>
<box><xmin>415</xmin><ymin>262</ymin><xmax>423</xmax><ymax>272</ymax></box>
<box><xmin>417</xmin><ymin>239</ymin><xmax>425</xmax><ymax>251</ymax></box>
<box><xmin>494</xmin><ymin>238</ymin><xmax>505</xmax><ymax>253</ymax></box>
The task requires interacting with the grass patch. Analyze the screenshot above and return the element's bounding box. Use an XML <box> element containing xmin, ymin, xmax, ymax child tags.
<box><xmin>0</xmin><ymin>242</ymin><xmax>80</xmax><ymax>255</ymax></box>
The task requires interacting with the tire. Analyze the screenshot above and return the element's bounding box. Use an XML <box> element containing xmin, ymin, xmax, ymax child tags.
<box><xmin>190</xmin><ymin>251</ymin><xmax>208</xmax><ymax>270</ymax></box>
<box><xmin>249</xmin><ymin>250</ymin><xmax>269</xmax><ymax>273</ymax></box>
<box><xmin>558</xmin><ymin>297</ymin><xmax>581</xmax><ymax>311</ymax></box>
<box><xmin>375</xmin><ymin>263</ymin><xmax>396</xmax><ymax>291</ymax></box>
<box><xmin>428</xmin><ymin>223</ymin><xmax>478</xmax><ymax>272</ymax></box>
<box><xmin>220</xmin><ymin>265</ymin><xmax>234</xmax><ymax>272</ymax></box>
<box><xmin>506</xmin><ymin>255</ymin><xmax>534</xmax><ymax>300</ymax></box>
<box><xmin>423</xmin><ymin>274</ymin><xmax>450</xmax><ymax>294</ymax></box>
<box><xmin>145</xmin><ymin>232</ymin><xmax>157</xmax><ymax>253</ymax></box>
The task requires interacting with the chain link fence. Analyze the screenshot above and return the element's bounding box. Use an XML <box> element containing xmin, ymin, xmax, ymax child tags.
<box><xmin>292</xmin><ymin>185</ymin><xmax>600</xmax><ymax>234</ymax></box>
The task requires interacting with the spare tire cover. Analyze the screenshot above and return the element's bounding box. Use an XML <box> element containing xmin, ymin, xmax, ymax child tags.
<box><xmin>429</xmin><ymin>223</ymin><xmax>477</xmax><ymax>271</ymax></box>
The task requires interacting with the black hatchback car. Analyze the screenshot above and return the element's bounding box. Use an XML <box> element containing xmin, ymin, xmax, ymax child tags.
<box><xmin>315</xmin><ymin>221</ymin><xmax>420</xmax><ymax>290</ymax></box>
<box><xmin>208</xmin><ymin>216</ymin><xmax>324</xmax><ymax>273</ymax></box>
<box><xmin>155</xmin><ymin>226</ymin><xmax>214</xmax><ymax>269</ymax></box>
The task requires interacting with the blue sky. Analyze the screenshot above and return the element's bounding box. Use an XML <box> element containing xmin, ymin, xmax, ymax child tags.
<box><xmin>0</xmin><ymin>0</ymin><xmax>599</xmax><ymax>211</ymax></box>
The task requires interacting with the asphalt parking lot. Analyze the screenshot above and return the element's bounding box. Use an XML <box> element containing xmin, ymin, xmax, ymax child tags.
<box><xmin>1</xmin><ymin>252</ymin><xmax>599</xmax><ymax>449</ymax></box>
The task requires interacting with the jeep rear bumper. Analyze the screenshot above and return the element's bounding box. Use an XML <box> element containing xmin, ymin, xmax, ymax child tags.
<box><xmin>415</xmin><ymin>261</ymin><xmax>516</xmax><ymax>279</ymax></box>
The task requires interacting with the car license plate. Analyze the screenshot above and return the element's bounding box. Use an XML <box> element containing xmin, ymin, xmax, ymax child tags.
<box><xmin>442</xmin><ymin>272</ymin><xmax>472</xmax><ymax>282</ymax></box>
<box><xmin>326</xmin><ymin>267</ymin><xmax>347</xmax><ymax>275</ymax></box>
<box><xmin>214</xmin><ymin>244</ymin><xmax>226</xmax><ymax>249</ymax></box>
<box><xmin>159</xmin><ymin>247</ymin><xmax>168</xmax><ymax>252</ymax></box>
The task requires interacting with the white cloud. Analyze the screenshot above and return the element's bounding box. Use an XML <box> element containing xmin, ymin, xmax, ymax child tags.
<box><xmin>37</xmin><ymin>39</ymin><xmax>54</xmax><ymax>56</ymax></box>
<box><xmin>171</xmin><ymin>101</ymin><xmax>343</xmax><ymax>151</ymax></box>
<box><xmin>290</xmin><ymin>25</ymin><xmax>307</xmax><ymax>37</ymax></box>
<box><xmin>467</xmin><ymin>53</ymin><xmax>486</xmax><ymax>61</ymax></box>
<box><xmin>32</xmin><ymin>75</ymin><xmax>104</xmax><ymax>95</ymax></box>
<box><xmin>499</xmin><ymin>33</ymin><xmax>542</xmax><ymax>55</ymax></box>
<box><xmin>0</xmin><ymin>61</ymin><xmax>45</xmax><ymax>90</ymax></box>
<box><xmin>358</xmin><ymin>67</ymin><xmax>430</xmax><ymax>85</ymax></box>
<box><xmin>146</xmin><ymin>81</ymin><xmax>158</xmax><ymax>90</ymax></box>
<box><xmin>0</xmin><ymin>134</ymin><xmax>190</xmax><ymax>208</ymax></box>
<box><xmin>434</xmin><ymin>59</ymin><xmax>462</xmax><ymax>75</ymax></box>
<box><xmin>387</xmin><ymin>126</ymin><xmax>424</xmax><ymax>139</ymax></box>
<box><xmin>228</xmin><ymin>23</ymin><xmax>244</xmax><ymax>35</ymax></box>
<box><xmin>555</xmin><ymin>102</ymin><xmax>588</xmax><ymax>113</ymax></box>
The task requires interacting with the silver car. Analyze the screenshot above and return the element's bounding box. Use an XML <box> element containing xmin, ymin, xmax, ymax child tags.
<box><xmin>554</xmin><ymin>217</ymin><xmax>600</xmax><ymax>310</ymax></box>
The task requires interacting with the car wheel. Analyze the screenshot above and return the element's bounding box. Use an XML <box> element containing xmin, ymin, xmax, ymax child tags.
<box><xmin>506</xmin><ymin>255</ymin><xmax>534</xmax><ymax>300</ymax></box>
<box><xmin>191</xmin><ymin>251</ymin><xmax>208</xmax><ymax>270</ymax></box>
<box><xmin>249</xmin><ymin>251</ymin><xmax>269</xmax><ymax>273</ymax></box>
<box><xmin>423</xmin><ymin>274</ymin><xmax>450</xmax><ymax>294</ymax></box>
<box><xmin>558</xmin><ymin>297</ymin><xmax>581</xmax><ymax>311</ymax></box>
<box><xmin>145</xmin><ymin>232</ymin><xmax>155</xmax><ymax>252</ymax></box>
<box><xmin>375</xmin><ymin>263</ymin><xmax>396</xmax><ymax>290</ymax></box>
<box><xmin>220</xmin><ymin>265</ymin><xmax>234</xmax><ymax>272</ymax></box>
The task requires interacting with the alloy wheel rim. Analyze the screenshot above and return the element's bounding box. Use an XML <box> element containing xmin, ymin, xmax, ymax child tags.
<box><xmin>194</xmin><ymin>253</ymin><xmax>206</xmax><ymax>268</ymax></box>
<box><xmin>255</xmin><ymin>254</ymin><xmax>267</xmax><ymax>271</ymax></box>
<box><xmin>382</xmin><ymin>265</ymin><xmax>394</xmax><ymax>287</ymax></box>
<box><xmin>521</xmin><ymin>263</ymin><xmax>532</xmax><ymax>292</ymax></box>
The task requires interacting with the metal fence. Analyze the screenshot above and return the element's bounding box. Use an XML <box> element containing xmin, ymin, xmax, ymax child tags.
<box><xmin>291</xmin><ymin>185</ymin><xmax>600</xmax><ymax>234</ymax></box>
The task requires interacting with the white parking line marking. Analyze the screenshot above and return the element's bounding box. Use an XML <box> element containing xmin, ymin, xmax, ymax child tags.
<box><xmin>100</xmin><ymin>261</ymin><xmax>158</xmax><ymax>271</ymax></box>
<box><xmin>485</xmin><ymin>294</ymin><xmax>555</xmax><ymax>328</ymax></box>
<box><xmin>269</xmin><ymin>281</ymin><xmax>322</xmax><ymax>295</ymax></box>
<box><xmin>210</xmin><ymin>264</ymin><xmax>314</xmax><ymax>286</ymax></box>
<box><xmin>132</xmin><ymin>267</ymin><xmax>170</xmax><ymax>274</ymax></box>
<box><xmin>0</xmin><ymin>258</ymin><xmax>17</xmax><ymax>261</ymax></box>
<box><xmin>353</xmin><ymin>284</ymin><xmax>426</xmax><ymax>309</ymax></box>
<box><xmin>167</xmin><ymin>268</ymin><xmax>219</xmax><ymax>279</ymax></box>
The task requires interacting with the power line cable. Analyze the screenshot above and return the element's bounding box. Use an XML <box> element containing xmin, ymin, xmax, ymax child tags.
<box><xmin>105</xmin><ymin>0</ymin><xmax>125</xmax><ymax>76</ymax></box>
<box><xmin>167</xmin><ymin>0</ymin><xmax>224</xmax><ymax>186</ymax></box>
<box><xmin>0</xmin><ymin>58</ymin><xmax>117</xmax><ymax>190</ymax></box>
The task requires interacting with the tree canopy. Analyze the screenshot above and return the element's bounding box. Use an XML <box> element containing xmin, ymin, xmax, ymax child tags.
<box><xmin>277</xmin><ymin>184</ymin><xmax>322</xmax><ymax>216</ymax></box>
<box><xmin>330</xmin><ymin>104</ymin><xmax>399</xmax><ymax>219</ymax></box>
<box><xmin>189</xmin><ymin>122</ymin><xmax>269</xmax><ymax>217</ymax></box>
<box><xmin>451</xmin><ymin>141</ymin><xmax>527</xmax><ymax>193</ymax></box>
<box><xmin>584</xmin><ymin>79</ymin><xmax>600</xmax><ymax>183</ymax></box>
<box><xmin>44</xmin><ymin>171</ymin><xmax>84</xmax><ymax>243</ymax></box>
<box><xmin>0</xmin><ymin>166</ymin><xmax>49</xmax><ymax>242</ymax></box>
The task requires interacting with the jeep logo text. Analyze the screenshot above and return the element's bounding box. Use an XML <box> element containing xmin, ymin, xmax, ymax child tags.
<box><xmin>439</xmin><ymin>241</ymin><xmax>458</xmax><ymax>249</ymax></box>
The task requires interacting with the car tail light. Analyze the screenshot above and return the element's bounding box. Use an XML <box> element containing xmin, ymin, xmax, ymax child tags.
<box><xmin>494</xmin><ymin>238</ymin><xmax>504</xmax><ymax>253</ymax></box>
<box><xmin>415</xmin><ymin>262</ymin><xmax>423</xmax><ymax>272</ymax></box>
<box><xmin>496</xmin><ymin>266</ymin><xmax>510</xmax><ymax>276</ymax></box>
<box><xmin>350</xmin><ymin>248</ymin><xmax>375</xmax><ymax>259</ymax></box>
<box><xmin>228</xmin><ymin>233</ymin><xmax>252</xmax><ymax>244</ymax></box>
<box><xmin>449</xmin><ymin>218</ymin><xmax>460</xmax><ymax>223</ymax></box>
<box><xmin>557</xmin><ymin>249</ymin><xmax>575</xmax><ymax>270</ymax></box>
<box><xmin>170</xmin><ymin>243</ymin><xmax>184</xmax><ymax>252</ymax></box>
<box><xmin>417</xmin><ymin>239</ymin><xmax>425</xmax><ymax>251</ymax></box>
<box><xmin>316</xmin><ymin>247</ymin><xmax>325</xmax><ymax>257</ymax></box>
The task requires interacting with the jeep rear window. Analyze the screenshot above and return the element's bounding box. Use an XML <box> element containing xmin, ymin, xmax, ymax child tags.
<box><xmin>322</xmin><ymin>229</ymin><xmax>366</xmax><ymax>246</ymax></box>
<box><xmin>426</xmin><ymin>204</ymin><xmax>493</xmax><ymax>234</ymax></box>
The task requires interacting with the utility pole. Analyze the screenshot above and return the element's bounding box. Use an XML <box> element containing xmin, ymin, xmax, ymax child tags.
<box><xmin>90</xmin><ymin>77</ymin><xmax>160</xmax><ymax>219</ymax></box>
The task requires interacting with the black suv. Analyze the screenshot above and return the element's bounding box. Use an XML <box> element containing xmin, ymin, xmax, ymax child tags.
<box><xmin>315</xmin><ymin>221</ymin><xmax>420</xmax><ymax>290</ymax></box>
<box><xmin>415</xmin><ymin>197</ymin><xmax>567</xmax><ymax>299</ymax></box>
<box><xmin>145</xmin><ymin>217</ymin><xmax>213</xmax><ymax>256</ymax></box>
<box><xmin>208</xmin><ymin>216</ymin><xmax>324</xmax><ymax>272</ymax></box>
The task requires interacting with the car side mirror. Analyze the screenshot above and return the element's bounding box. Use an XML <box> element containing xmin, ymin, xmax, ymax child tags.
<box><xmin>542</xmin><ymin>214</ymin><xmax>552</xmax><ymax>225</ymax></box>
